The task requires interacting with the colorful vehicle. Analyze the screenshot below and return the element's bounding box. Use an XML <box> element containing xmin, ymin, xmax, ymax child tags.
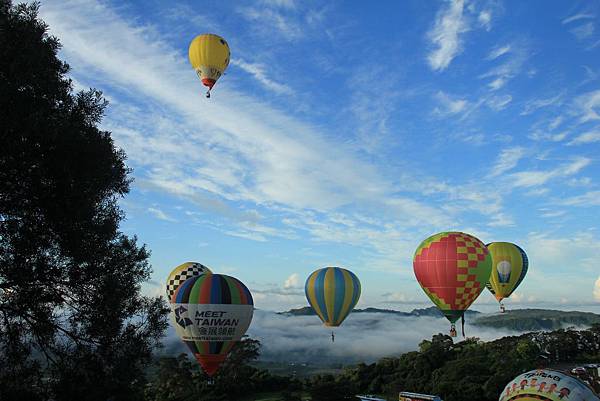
<box><xmin>399</xmin><ymin>391</ymin><xmax>443</xmax><ymax>401</ymax></box>
<box><xmin>171</xmin><ymin>273</ymin><xmax>254</xmax><ymax>376</ymax></box>
<box><xmin>305</xmin><ymin>266</ymin><xmax>361</xmax><ymax>341</ymax></box>
<box><xmin>413</xmin><ymin>232</ymin><xmax>492</xmax><ymax>337</ymax></box>
<box><xmin>166</xmin><ymin>261</ymin><xmax>211</xmax><ymax>300</ymax></box>
<box><xmin>499</xmin><ymin>369</ymin><xmax>600</xmax><ymax>401</ymax></box>
<box><xmin>485</xmin><ymin>242</ymin><xmax>528</xmax><ymax>312</ymax></box>
<box><xmin>188</xmin><ymin>33</ymin><xmax>230</xmax><ymax>98</ymax></box>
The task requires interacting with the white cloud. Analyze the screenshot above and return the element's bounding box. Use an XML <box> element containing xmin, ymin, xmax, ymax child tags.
<box><xmin>562</xmin><ymin>13</ymin><xmax>595</xmax><ymax>24</ymax></box>
<box><xmin>261</xmin><ymin>0</ymin><xmax>297</xmax><ymax>9</ymax></box>
<box><xmin>561</xmin><ymin>191</ymin><xmax>600</xmax><ymax>207</ymax></box>
<box><xmin>510</xmin><ymin>157</ymin><xmax>591</xmax><ymax>188</ymax></box>
<box><xmin>434</xmin><ymin>90</ymin><xmax>468</xmax><ymax>115</ymax></box>
<box><xmin>540</xmin><ymin>210</ymin><xmax>566</xmax><ymax>218</ymax></box>
<box><xmin>521</xmin><ymin>93</ymin><xmax>564</xmax><ymax>115</ymax></box>
<box><xmin>570</xmin><ymin>22</ymin><xmax>595</xmax><ymax>40</ymax></box>
<box><xmin>486</xmin><ymin>94</ymin><xmax>512</xmax><ymax>111</ymax></box>
<box><xmin>284</xmin><ymin>273</ymin><xmax>301</xmax><ymax>289</ymax></box>
<box><xmin>478</xmin><ymin>10</ymin><xmax>492</xmax><ymax>31</ymax></box>
<box><xmin>575</xmin><ymin>90</ymin><xmax>600</xmax><ymax>123</ymax></box>
<box><xmin>490</xmin><ymin>147</ymin><xmax>525</xmax><ymax>177</ymax></box>
<box><xmin>244</xmin><ymin>311</ymin><xmax>522</xmax><ymax>364</ymax></box>
<box><xmin>568</xmin><ymin>129</ymin><xmax>600</xmax><ymax>145</ymax></box>
<box><xmin>525</xmin><ymin>232</ymin><xmax>600</xmax><ymax>279</ymax></box>
<box><xmin>594</xmin><ymin>277</ymin><xmax>600</xmax><ymax>302</ymax></box>
<box><xmin>231</xmin><ymin>58</ymin><xmax>293</xmax><ymax>95</ymax></box>
<box><xmin>147</xmin><ymin>207</ymin><xmax>177</xmax><ymax>222</ymax></box>
<box><xmin>238</xmin><ymin>6</ymin><xmax>303</xmax><ymax>40</ymax></box>
<box><xmin>487</xmin><ymin>44</ymin><xmax>510</xmax><ymax>60</ymax></box>
<box><xmin>480</xmin><ymin>45</ymin><xmax>527</xmax><ymax>91</ymax></box>
<box><xmin>427</xmin><ymin>0</ymin><xmax>468</xmax><ymax>71</ymax></box>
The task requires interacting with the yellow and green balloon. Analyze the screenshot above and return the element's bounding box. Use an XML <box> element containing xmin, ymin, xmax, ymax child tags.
<box><xmin>485</xmin><ymin>242</ymin><xmax>528</xmax><ymax>309</ymax></box>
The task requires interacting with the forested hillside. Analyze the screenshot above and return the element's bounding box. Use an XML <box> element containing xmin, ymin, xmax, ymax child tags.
<box><xmin>147</xmin><ymin>325</ymin><xmax>600</xmax><ymax>401</ymax></box>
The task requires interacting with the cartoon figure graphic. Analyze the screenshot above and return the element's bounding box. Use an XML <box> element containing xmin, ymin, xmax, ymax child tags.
<box><xmin>520</xmin><ymin>379</ymin><xmax>528</xmax><ymax>390</ymax></box>
<box><xmin>530</xmin><ymin>378</ymin><xmax>538</xmax><ymax>388</ymax></box>
<box><xmin>558</xmin><ymin>387</ymin><xmax>570</xmax><ymax>399</ymax></box>
<box><xmin>538</xmin><ymin>382</ymin><xmax>547</xmax><ymax>392</ymax></box>
<box><xmin>546</xmin><ymin>383</ymin><xmax>557</xmax><ymax>394</ymax></box>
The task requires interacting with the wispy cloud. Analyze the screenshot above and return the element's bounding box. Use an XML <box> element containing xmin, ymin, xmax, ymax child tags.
<box><xmin>490</xmin><ymin>147</ymin><xmax>526</xmax><ymax>177</ymax></box>
<box><xmin>426</xmin><ymin>0</ymin><xmax>468</xmax><ymax>71</ymax></box>
<box><xmin>147</xmin><ymin>207</ymin><xmax>177</xmax><ymax>222</ymax></box>
<box><xmin>433</xmin><ymin>90</ymin><xmax>468</xmax><ymax>115</ymax></box>
<box><xmin>568</xmin><ymin>129</ymin><xmax>600</xmax><ymax>145</ymax></box>
<box><xmin>486</xmin><ymin>94</ymin><xmax>512</xmax><ymax>111</ymax></box>
<box><xmin>486</xmin><ymin>44</ymin><xmax>511</xmax><ymax>60</ymax></box>
<box><xmin>594</xmin><ymin>276</ymin><xmax>600</xmax><ymax>302</ymax></box>
<box><xmin>560</xmin><ymin>191</ymin><xmax>600</xmax><ymax>207</ymax></box>
<box><xmin>510</xmin><ymin>157</ymin><xmax>591</xmax><ymax>188</ymax></box>
<box><xmin>562</xmin><ymin>13</ymin><xmax>595</xmax><ymax>24</ymax></box>
<box><xmin>570</xmin><ymin>22</ymin><xmax>595</xmax><ymax>40</ymax></box>
<box><xmin>478</xmin><ymin>10</ymin><xmax>492</xmax><ymax>31</ymax></box>
<box><xmin>480</xmin><ymin>43</ymin><xmax>528</xmax><ymax>91</ymax></box>
<box><xmin>520</xmin><ymin>93</ymin><xmax>564</xmax><ymax>115</ymax></box>
<box><xmin>237</xmin><ymin>6</ymin><xmax>303</xmax><ymax>40</ymax></box>
<box><xmin>575</xmin><ymin>90</ymin><xmax>600</xmax><ymax>123</ymax></box>
<box><xmin>231</xmin><ymin>58</ymin><xmax>293</xmax><ymax>95</ymax></box>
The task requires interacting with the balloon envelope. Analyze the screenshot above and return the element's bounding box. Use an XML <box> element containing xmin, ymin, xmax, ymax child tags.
<box><xmin>499</xmin><ymin>369</ymin><xmax>599</xmax><ymax>401</ymax></box>
<box><xmin>305</xmin><ymin>267</ymin><xmax>361</xmax><ymax>327</ymax></box>
<box><xmin>171</xmin><ymin>273</ymin><xmax>253</xmax><ymax>376</ymax></box>
<box><xmin>166</xmin><ymin>262</ymin><xmax>211</xmax><ymax>300</ymax></box>
<box><xmin>188</xmin><ymin>33</ymin><xmax>230</xmax><ymax>91</ymax></box>
<box><xmin>413</xmin><ymin>232</ymin><xmax>492</xmax><ymax>323</ymax></box>
<box><xmin>485</xmin><ymin>242</ymin><xmax>528</xmax><ymax>302</ymax></box>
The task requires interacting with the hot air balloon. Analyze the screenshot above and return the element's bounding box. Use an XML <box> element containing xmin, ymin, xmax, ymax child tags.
<box><xmin>485</xmin><ymin>242</ymin><xmax>528</xmax><ymax>312</ymax></box>
<box><xmin>166</xmin><ymin>262</ymin><xmax>211</xmax><ymax>300</ymax></box>
<box><xmin>499</xmin><ymin>369</ymin><xmax>599</xmax><ymax>401</ymax></box>
<box><xmin>188</xmin><ymin>33</ymin><xmax>230</xmax><ymax>98</ymax></box>
<box><xmin>413</xmin><ymin>232</ymin><xmax>492</xmax><ymax>337</ymax></box>
<box><xmin>305</xmin><ymin>267</ymin><xmax>361</xmax><ymax>342</ymax></box>
<box><xmin>171</xmin><ymin>273</ymin><xmax>253</xmax><ymax>376</ymax></box>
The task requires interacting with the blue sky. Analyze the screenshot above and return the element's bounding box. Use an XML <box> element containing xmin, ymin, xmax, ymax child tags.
<box><xmin>37</xmin><ymin>0</ymin><xmax>600</xmax><ymax>312</ymax></box>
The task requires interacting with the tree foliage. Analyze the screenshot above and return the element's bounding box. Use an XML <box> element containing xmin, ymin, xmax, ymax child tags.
<box><xmin>0</xmin><ymin>2</ymin><xmax>169</xmax><ymax>400</ymax></box>
<box><xmin>145</xmin><ymin>337</ymin><xmax>297</xmax><ymax>401</ymax></box>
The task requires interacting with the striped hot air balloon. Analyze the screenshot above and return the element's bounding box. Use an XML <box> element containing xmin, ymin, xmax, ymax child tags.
<box><xmin>485</xmin><ymin>242</ymin><xmax>528</xmax><ymax>312</ymax></box>
<box><xmin>413</xmin><ymin>232</ymin><xmax>492</xmax><ymax>337</ymax></box>
<box><xmin>305</xmin><ymin>267</ymin><xmax>361</xmax><ymax>341</ymax></box>
<box><xmin>171</xmin><ymin>273</ymin><xmax>253</xmax><ymax>377</ymax></box>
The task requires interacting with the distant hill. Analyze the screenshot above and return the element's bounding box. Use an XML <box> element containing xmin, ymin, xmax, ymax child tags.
<box><xmin>279</xmin><ymin>306</ymin><xmax>600</xmax><ymax>331</ymax></box>
<box><xmin>472</xmin><ymin>308</ymin><xmax>600</xmax><ymax>331</ymax></box>
<box><xmin>279</xmin><ymin>306</ymin><xmax>481</xmax><ymax>318</ymax></box>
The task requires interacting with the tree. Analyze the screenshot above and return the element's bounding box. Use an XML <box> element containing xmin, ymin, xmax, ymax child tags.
<box><xmin>0</xmin><ymin>2</ymin><xmax>169</xmax><ymax>400</ymax></box>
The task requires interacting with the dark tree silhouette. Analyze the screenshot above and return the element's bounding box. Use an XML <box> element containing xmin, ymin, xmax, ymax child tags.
<box><xmin>0</xmin><ymin>2</ymin><xmax>169</xmax><ymax>400</ymax></box>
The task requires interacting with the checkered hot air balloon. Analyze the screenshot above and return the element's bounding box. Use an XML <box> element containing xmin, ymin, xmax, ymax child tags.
<box><xmin>413</xmin><ymin>232</ymin><xmax>492</xmax><ymax>337</ymax></box>
<box><xmin>166</xmin><ymin>262</ymin><xmax>211</xmax><ymax>300</ymax></box>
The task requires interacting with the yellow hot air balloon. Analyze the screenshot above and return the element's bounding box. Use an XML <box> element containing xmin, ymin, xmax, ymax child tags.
<box><xmin>485</xmin><ymin>242</ymin><xmax>528</xmax><ymax>312</ymax></box>
<box><xmin>188</xmin><ymin>33</ymin><xmax>230</xmax><ymax>98</ymax></box>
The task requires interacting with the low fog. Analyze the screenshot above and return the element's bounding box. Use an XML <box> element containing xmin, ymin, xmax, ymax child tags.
<box><xmin>162</xmin><ymin>310</ymin><xmax>525</xmax><ymax>365</ymax></box>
